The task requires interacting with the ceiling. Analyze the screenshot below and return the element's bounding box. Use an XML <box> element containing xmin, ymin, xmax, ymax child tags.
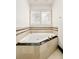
<box><xmin>28</xmin><ymin>0</ymin><xmax>54</xmax><ymax>6</ymax></box>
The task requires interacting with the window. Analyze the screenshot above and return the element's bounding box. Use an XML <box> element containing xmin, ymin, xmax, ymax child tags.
<box><xmin>31</xmin><ymin>11</ymin><xmax>40</xmax><ymax>25</ymax></box>
<box><xmin>31</xmin><ymin>10</ymin><xmax>51</xmax><ymax>26</ymax></box>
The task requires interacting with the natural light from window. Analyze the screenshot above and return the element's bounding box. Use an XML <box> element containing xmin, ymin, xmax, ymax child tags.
<box><xmin>31</xmin><ymin>10</ymin><xmax>51</xmax><ymax>26</ymax></box>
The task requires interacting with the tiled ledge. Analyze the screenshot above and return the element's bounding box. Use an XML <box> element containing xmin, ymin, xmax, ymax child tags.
<box><xmin>16</xmin><ymin>27</ymin><xmax>30</xmax><ymax>31</ymax></box>
<box><xmin>16</xmin><ymin>27</ymin><xmax>30</xmax><ymax>35</ymax></box>
<box><xmin>30</xmin><ymin>27</ymin><xmax>58</xmax><ymax>30</ymax></box>
<box><xmin>16</xmin><ymin>29</ymin><xmax>29</xmax><ymax>35</ymax></box>
<box><xmin>16</xmin><ymin>27</ymin><xmax>58</xmax><ymax>31</ymax></box>
<box><xmin>16</xmin><ymin>36</ymin><xmax>58</xmax><ymax>46</ymax></box>
<box><xmin>16</xmin><ymin>27</ymin><xmax>58</xmax><ymax>35</ymax></box>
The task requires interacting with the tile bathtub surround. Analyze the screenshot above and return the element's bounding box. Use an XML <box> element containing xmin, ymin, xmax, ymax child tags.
<box><xmin>16</xmin><ymin>27</ymin><xmax>59</xmax><ymax>59</ymax></box>
<box><xmin>16</xmin><ymin>37</ymin><xmax>58</xmax><ymax>59</ymax></box>
<box><xmin>16</xmin><ymin>48</ymin><xmax>62</xmax><ymax>59</ymax></box>
<box><xmin>40</xmin><ymin>37</ymin><xmax>58</xmax><ymax>59</ymax></box>
<box><xmin>16</xmin><ymin>27</ymin><xmax>58</xmax><ymax>43</ymax></box>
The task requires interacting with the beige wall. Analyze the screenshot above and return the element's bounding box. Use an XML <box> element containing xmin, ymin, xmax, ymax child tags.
<box><xmin>16</xmin><ymin>0</ymin><xmax>29</xmax><ymax>27</ymax></box>
<box><xmin>52</xmin><ymin>0</ymin><xmax>58</xmax><ymax>27</ymax></box>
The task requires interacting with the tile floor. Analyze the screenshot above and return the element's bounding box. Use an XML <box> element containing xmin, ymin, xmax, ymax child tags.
<box><xmin>48</xmin><ymin>49</ymin><xmax>63</xmax><ymax>59</ymax></box>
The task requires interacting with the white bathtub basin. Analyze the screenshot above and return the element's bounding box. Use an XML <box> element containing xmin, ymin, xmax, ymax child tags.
<box><xmin>19</xmin><ymin>33</ymin><xmax>56</xmax><ymax>43</ymax></box>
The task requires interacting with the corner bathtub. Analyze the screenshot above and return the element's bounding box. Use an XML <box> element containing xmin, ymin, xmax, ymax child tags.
<box><xmin>18</xmin><ymin>33</ymin><xmax>57</xmax><ymax>43</ymax></box>
<box><xmin>16</xmin><ymin>33</ymin><xmax>58</xmax><ymax>59</ymax></box>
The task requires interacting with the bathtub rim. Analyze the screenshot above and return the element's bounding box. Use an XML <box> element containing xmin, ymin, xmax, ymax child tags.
<box><xmin>16</xmin><ymin>36</ymin><xmax>58</xmax><ymax>46</ymax></box>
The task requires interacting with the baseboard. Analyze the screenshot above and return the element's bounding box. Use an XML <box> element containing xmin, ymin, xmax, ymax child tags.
<box><xmin>58</xmin><ymin>45</ymin><xmax>63</xmax><ymax>53</ymax></box>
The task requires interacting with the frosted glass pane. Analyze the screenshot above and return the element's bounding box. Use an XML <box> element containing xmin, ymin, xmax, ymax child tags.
<box><xmin>31</xmin><ymin>11</ymin><xmax>51</xmax><ymax>26</ymax></box>
<box><xmin>31</xmin><ymin>11</ymin><xmax>40</xmax><ymax>25</ymax></box>
<box><xmin>41</xmin><ymin>11</ymin><xmax>51</xmax><ymax>24</ymax></box>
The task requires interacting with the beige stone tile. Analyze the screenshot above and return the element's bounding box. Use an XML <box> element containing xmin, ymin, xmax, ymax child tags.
<box><xmin>48</xmin><ymin>49</ymin><xmax>63</xmax><ymax>59</ymax></box>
